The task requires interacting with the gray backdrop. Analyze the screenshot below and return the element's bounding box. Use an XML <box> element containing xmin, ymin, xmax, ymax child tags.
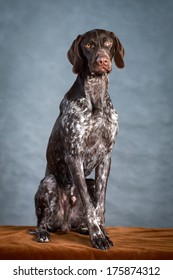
<box><xmin>0</xmin><ymin>0</ymin><xmax>173</xmax><ymax>228</ymax></box>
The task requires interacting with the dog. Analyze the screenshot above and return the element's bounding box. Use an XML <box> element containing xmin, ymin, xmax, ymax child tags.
<box><xmin>34</xmin><ymin>29</ymin><xmax>125</xmax><ymax>250</ymax></box>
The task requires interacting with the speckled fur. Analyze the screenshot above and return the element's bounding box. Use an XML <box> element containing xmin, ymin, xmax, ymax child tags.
<box><xmin>34</xmin><ymin>29</ymin><xmax>125</xmax><ymax>250</ymax></box>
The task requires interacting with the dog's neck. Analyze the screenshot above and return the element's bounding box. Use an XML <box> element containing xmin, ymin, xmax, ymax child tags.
<box><xmin>78</xmin><ymin>73</ymin><xmax>109</xmax><ymax>109</ymax></box>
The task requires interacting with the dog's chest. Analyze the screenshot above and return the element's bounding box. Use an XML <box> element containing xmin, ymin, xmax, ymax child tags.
<box><xmin>86</xmin><ymin>97</ymin><xmax>118</xmax><ymax>148</ymax></box>
<box><xmin>83</xmin><ymin>95</ymin><xmax>118</xmax><ymax>172</ymax></box>
<box><xmin>60</xmin><ymin>77</ymin><xmax>118</xmax><ymax>172</ymax></box>
<box><xmin>83</xmin><ymin>77</ymin><xmax>118</xmax><ymax>149</ymax></box>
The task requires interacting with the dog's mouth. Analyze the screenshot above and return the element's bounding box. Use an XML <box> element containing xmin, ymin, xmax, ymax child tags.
<box><xmin>90</xmin><ymin>64</ymin><xmax>112</xmax><ymax>76</ymax></box>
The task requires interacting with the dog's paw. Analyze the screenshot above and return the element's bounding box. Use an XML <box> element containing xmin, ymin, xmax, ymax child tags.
<box><xmin>36</xmin><ymin>230</ymin><xmax>50</xmax><ymax>243</ymax></box>
<box><xmin>90</xmin><ymin>226</ymin><xmax>113</xmax><ymax>250</ymax></box>
<box><xmin>100</xmin><ymin>225</ymin><xmax>113</xmax><ymax>247</ymax></box>
<box><xmin>91</xmin><ymin>232</ymin><xmax>111</xmax><ymax>250</ymax></box>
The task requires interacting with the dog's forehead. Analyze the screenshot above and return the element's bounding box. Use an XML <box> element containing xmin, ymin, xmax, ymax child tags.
<box><xmin>81</xmin><ymin>29</ymin><xmax>113</xmax><ymax>43</ymax></box>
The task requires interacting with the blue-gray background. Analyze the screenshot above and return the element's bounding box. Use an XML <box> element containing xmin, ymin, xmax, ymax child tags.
<box><xmin>0</xmin><ymin>0</ymin><xmax>173</xmax><ymax>228</ymax></box>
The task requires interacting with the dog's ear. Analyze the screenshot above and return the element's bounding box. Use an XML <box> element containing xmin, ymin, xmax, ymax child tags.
<box><xmin>111</xmin><ymin>32</ymin><xmax>125</xmax><ymax>69</ymax></box>
<box><xmin>67</xmin><ymin>35</ymin><xmax>84</xmax><ymax>74</ymax></box>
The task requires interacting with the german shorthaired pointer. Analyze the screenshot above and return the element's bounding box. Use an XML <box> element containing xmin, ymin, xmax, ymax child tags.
<box><xmin>34</xmin><ymin>29</ymin><xmax>125</xmax><ymax>250</ymax></box>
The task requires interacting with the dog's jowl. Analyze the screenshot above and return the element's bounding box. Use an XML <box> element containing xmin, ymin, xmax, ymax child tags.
<box><xmin>34</xmin><ymin>29</ymin><xmax>125</xmax><ymax>250</ymax></box>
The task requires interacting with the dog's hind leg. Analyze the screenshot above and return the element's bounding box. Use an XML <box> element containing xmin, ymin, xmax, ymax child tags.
<box><xmin>34</xmin><ymin>174</ymin><xmax>61</xmax><ymax>242</ymax></box>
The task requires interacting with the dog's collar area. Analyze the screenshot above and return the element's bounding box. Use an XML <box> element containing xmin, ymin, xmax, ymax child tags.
<box><xmin>86</xmin><ymin>72</ymin><xmax>108</xmax><ymax>80</ymax></box>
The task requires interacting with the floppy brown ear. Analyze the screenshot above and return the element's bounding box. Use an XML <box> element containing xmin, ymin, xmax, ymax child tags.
<box><xmin>112</xmin><ymin>33</ymin><xmax>125</xmax><ymax>69</ymax></box>
<box><xmin>67</xmin><ymin>35</ymin><xmax>83</xmax><ymax>74</ymax></box>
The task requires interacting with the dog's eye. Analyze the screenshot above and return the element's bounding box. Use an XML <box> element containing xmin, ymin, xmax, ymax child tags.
<box><xmin>84</xmin><ymin>43</ymin><xmax>94</xmax><ymax>49</ymax></box>
<box><xmin>104</xmin><ymin>40</ymin><xmax>112</xmax><ymax>47</ymax></box>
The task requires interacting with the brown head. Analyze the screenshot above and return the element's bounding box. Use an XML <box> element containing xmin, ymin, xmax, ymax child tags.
<box><xmin>67</xmin><ymin>29</ymin><xmax>125</xmax><ymax>76</ymax></box>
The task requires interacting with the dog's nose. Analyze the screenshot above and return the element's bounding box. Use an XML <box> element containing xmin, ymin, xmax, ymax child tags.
<box><xmin>96</xmin><ymin>56</ymin><xmax>108</xmax><ymax>66</ymax></box>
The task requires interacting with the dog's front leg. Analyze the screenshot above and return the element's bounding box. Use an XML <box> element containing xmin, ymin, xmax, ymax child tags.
<box><xmin>95</xmin><ymin>153</ymin><xmax>113</xmax><ymax>246</ymax></box>
<box><xmin>95</xmin><ymin>153</ymin><xmax>111</xmax><ymax>224</ymax></box>
<box><xmin>68</xmin><ymin>157</ymin><xmax>111</xmax><ymax>250</ymax></box>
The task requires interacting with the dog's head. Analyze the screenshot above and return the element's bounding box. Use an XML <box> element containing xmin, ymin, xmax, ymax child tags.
<box><xmin>67</xmin><ymin>29</ymin><xmax>125</xmax><ymax>75</ymax></box>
